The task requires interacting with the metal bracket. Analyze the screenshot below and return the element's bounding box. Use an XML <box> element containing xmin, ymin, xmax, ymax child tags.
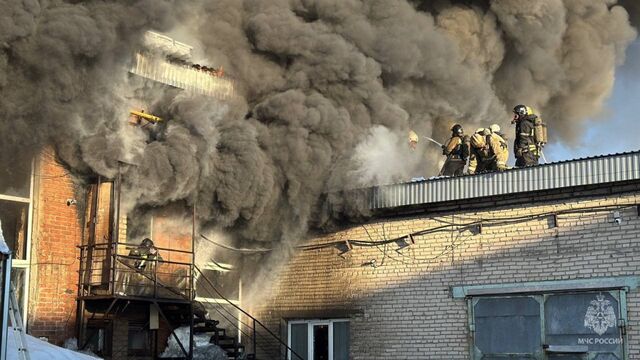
<box><xmin>618</xmin><ymin>318</ymin><xmax>627</xmax><ymax>335</ymax></box>
<box><xmin>543</xmin><ymin>344</ymin><xmax>588</xmax><ymax>353</ymax></box>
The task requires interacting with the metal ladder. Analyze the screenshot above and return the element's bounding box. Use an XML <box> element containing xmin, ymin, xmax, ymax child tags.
<box><xmin>8</xmin><ymin>283</ymin><xmax>29</xmax><ymax>360</ymax></box>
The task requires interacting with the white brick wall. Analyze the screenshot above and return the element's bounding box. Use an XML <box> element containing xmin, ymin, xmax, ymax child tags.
<box><xmin>252</xmin><ymin>185</ymin><xmax>640</xmax><ymax>359</ymax></box>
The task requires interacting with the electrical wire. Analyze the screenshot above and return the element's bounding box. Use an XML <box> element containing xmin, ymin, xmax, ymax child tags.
<box><xmin>199</xmin><ymin>234</ymin><xmax>272</xmax><ymax>253</ymax></box>
<box><xmin>197</xmin><ymin>203</ymin><xmax>637</xmax><ymax>266</ymax></box>
<box><xmin>362</xmin><ymin>224</ymin><xmax>411</xmax><ymax>265</ymax></box>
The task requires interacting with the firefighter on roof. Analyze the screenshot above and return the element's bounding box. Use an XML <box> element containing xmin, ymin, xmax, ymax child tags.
<box><xmin>439</xmin><ymin>124</ymin><xmax>469</xmax><ymax>176</ymax></box>
<box><xmin>512</xmin><ymin>105</ymin><xmax>547</xmax><ymax>167</ymax></box>
<box><xmin>489</xmin><ymin>124</ymin><xmax>506</xmax><ymax>139</ymax></box>
<box><xmin>468</xmin><ymin>128</ymin><xmax>508</xmax><ymax>174</ymax></box>
<box><xmin>488</xmin><ymin>124</ymin><xmax>509</xmax><ymax>171</ymax></box>
<box><xmin>408</xmin><ymin>130</ymin><xmax>419</xmax><ymax>150</ymax></box>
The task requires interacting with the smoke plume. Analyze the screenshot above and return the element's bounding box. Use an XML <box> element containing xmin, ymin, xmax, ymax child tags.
<box><xmin>0</xmin><ymin>0</ymin><xmax>638</xmax><ymax>296</ymax></box>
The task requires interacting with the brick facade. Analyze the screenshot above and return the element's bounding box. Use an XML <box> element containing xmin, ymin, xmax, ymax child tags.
<box><xmin>23</xmin><ymin>147</ymin><xmax>640</xmax><ymax>358</ymax></box>
<box><xmin>253</xmin><ymin>182</ymin><xmax>640</xmax><ymax>359</ymax></box>
<box><xmin>28</xmin><ymin>149</ymin><xmax>83</xmax><ymax>345</ymax></box>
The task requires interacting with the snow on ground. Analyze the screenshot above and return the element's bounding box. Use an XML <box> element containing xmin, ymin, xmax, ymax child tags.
<box><xmin>6</xmin><ymin>331</ymin><xmax>100</xmax><ymax>360</ymax></box>
<box><xmin>161</xmin><ymin>326</ymin><xmax>228</xmax><ymax>360</ymax></box>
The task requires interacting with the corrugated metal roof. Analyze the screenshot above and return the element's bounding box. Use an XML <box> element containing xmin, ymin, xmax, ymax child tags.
<box><xmin>369</xmin><ymin>150</ymin><xmax>640</xmax><ymax>210</ymax></box>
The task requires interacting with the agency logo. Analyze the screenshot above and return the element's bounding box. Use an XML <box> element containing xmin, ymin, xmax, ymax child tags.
<box><xmin>584</xmin><ymin>294</ymin><xmax>616</xmax><ymax>336</ymax></box>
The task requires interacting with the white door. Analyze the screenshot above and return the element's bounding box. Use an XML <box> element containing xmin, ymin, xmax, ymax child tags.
<box><xmin>288</xmin><ymin>320</ymin><xmax>349</xmax><ymax>360</ymax></box>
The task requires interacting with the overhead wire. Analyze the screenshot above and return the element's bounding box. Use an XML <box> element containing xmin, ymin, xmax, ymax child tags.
<box><xmin>197</xmin><ymin>203</ymin><xmax>637</xmax><ymax>267</ymax></box>
<box><xmin>362</xmin><ymin>224</ymin><xmax>411</xmax><ymax>265</ymax></box>
<box><xmin>199</xmin><ymin>234</ymin><xmax>271</xmax><ymax>253</ymax></box>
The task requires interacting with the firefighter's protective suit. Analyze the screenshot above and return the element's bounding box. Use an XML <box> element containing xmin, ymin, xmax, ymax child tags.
<box><xmin>117</xmin><ymin>238</ymin><xmax>162</xmax><ymax>296</ymax></box>
<box><xmin>439</xmin><ymin>124</ymin><xmax>469</xmax><ymax>176</ymax></box>
<box><xmin>439</xmin><ymin>136</ymin><xmax>466</xmax><ymax>176</ymax></box>
<box><xmin>513</xmin><ymin>105</ymin><xmax>547</xmax><ymax>167</ymax></box>
<box><xmin>468</xmin><ymin>130</ymin><xmax>509</xmax><ymax>174</ymax></box>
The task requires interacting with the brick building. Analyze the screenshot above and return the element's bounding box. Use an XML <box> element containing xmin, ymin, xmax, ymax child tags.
<box><xmin>1</xmin><ymin>40</ymin><xmax>638</xmax><ymax>359</ymax></box>
<box><xmin>0</xmin><ymin>32</ymin><xmax>244</xmax><ymax>359</ymax></box>
<box><xmin>252</xmin><ymin>151</ymin><xmax>640</xmax><ymax>360</ymax></box>
<box><xmin>2</xmin><ymin>139</ymin><xmax>638</xmax><ymax>359</ymax></box>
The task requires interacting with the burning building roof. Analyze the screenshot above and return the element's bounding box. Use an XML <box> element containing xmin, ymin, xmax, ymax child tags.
<box><xmin>369</xmin><ymin>150</ymin><xmax>640</xmax><ymax>210</ymax></box>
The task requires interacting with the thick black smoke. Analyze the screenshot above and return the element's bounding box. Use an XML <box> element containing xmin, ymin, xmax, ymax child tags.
<box><xmin>0</xmin><ymin>1</ymin><xmax>638</xmax><ymax>289</ymax></box>
<box><xmin>0</xmin><ymin>0</ymin><xmax>174</xmax><ymax>188</ymax></box>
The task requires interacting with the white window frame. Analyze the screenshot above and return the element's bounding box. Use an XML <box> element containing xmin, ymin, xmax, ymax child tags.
<box><xmin>0</xmin><ymin>161</ymin><xmax>34</xmax><ymax>326</ymax></box>
<box><xmin>194</xmin><ymin>262</ymin><xmax>242</xmax><ymax>343</ymax></box>
<box><xmin>287</xmin><ymin>319</ymin><xmax>349</xmax><ymax>360</ymax></box>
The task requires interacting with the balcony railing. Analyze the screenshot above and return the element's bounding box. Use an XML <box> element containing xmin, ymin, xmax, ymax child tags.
<box><xmin>129</xmin><ymin>52</ymin><xmax>235</xmax><ymax>100</ymax></box>
<box><xmin>78</xmin><ymin>242</ymin><xmax>193</xmax><ymax>302</ymax></box>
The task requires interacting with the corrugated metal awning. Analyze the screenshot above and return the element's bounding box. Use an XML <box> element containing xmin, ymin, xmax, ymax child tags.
<box><xmin>369</xmin><ymin>150</ymin><xmax>640</xmax><ymax>210</ymax></box>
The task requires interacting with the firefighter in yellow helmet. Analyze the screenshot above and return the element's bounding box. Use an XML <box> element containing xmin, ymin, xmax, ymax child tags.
<box><xmin>439</xmin><ymin>124</ymin><xmax>469</xmax><ymax>176</ymax></box>
<box><xmin>468</xmin><ymin>128</ymin><xmax>508</xmax><ymax>174</ymax></box>
<box><xmin>488</xmin><ymin>124</ymin><xmax>509</xmax><ymax>171</ymax></box>
<box><xmin>512</xmin><ymin>105</ymin><xmax>547</xmax><ymax>167</ymax></box>
<box><xmin>408</xmin><ymin>130</ymin><xmax>419</xmax><ymax>150</ymax></box>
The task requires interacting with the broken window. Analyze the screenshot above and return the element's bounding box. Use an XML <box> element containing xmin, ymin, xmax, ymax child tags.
<box><xmin>0</xmin><ymin>200</ymin><xmax>29</xmax><ymax>260</ymax></box>
<box><xmin>0</xmin><ymin>163</ymin><xmax>31</xmax><ymax>198</ymax></box>
<box><xmin>0</xmin><ymin>160</ymin><xmax>33</xmax><ymax>329</ymax></box>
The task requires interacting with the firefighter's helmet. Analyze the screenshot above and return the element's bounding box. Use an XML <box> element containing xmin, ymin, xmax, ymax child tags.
<box><xmin>408</xmin><ymin>130</ymin><xmax>419</xmax><ymax>143</ymax></box>
<box><xmin>514</xmin><ymin>104</ymin><xmax>536</xmax><ymax>116</ymax></box>
<box><xmin>489</xmin><ymin>124</ymin><xmax>501</xmax><ymax>134</ymax></box>
<box><xmin>141</xmin><ymin>238</ymin><xmax>154</xmax><ymax>247</ymax></box>
<box><xmin>450</xmin><ymin>124</ymin><xmax>464</xmax><ymax>136</ymax></box>
<box><xmin>514</xmin><ymin>104</ymin><xmax>529</xmax><ymax>116</ymax></box>
<box><xmin>470</xmin><ymin>133</ymin><xmax>485</xmax><ymax>148</ymax></box>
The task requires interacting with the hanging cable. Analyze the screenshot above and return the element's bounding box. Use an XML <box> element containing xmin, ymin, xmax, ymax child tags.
<box><xmin>200</xmin><ymin>234</ymin><xmax>272</xmax><ymax>253</ymax></box>
<box><xmin>197</xmin><ymin>203</ymin><xmax>637</xmax><ymax>257</ymax></box>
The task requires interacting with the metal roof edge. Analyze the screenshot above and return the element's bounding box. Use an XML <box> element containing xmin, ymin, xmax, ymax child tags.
<box><xmin>370</xmin><ymin>150</ymin><xmax>640</xmax><ymax>210</ymax></box>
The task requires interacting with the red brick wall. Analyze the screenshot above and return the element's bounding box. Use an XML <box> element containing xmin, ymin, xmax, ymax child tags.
<box><xmin>28</xmin><ymin>149</ymin><xmax>82</xmax><ymax>345</ymax></box>
<box><xmin>152</xmin><ymin>214</ymin><xmax>193</xmax><ymax>298</ymax></box>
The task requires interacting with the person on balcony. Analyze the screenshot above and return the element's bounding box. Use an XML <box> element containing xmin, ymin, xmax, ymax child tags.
<box><xmin>117</xmin><ymin>238</ymin><xmax>162</xmax><ymax>296</ymax></box>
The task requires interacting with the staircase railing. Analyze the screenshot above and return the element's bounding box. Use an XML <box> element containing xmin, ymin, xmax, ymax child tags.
<box><xmin>194</xmin><ymin>265</ymin><xmax>304</xmax><ymax>360</ymax></box>
<box><xmin>79</xmin><ymin>242</ymin><xmax>303</xmax><ymax>359</ymax></box>
<box><xmin>78</xmin><ymin>243</ymin><xmax>193</xmax><ymax>300</ymax></box>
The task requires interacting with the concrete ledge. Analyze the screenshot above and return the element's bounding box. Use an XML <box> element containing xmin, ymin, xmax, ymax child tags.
<box><xmin>451</xmin><ymin>276</ymin><xmax>640</xmax><ymax>298</ymax></box>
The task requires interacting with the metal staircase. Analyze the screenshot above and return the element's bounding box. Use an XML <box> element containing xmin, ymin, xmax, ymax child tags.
<box><xmin>193</xmin><ymin>265</ymin><xmax>304</xmax><ymax>360</ymax></box>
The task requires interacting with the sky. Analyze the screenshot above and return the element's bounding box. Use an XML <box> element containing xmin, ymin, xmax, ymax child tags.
<box><xmin>545</xmin><ymin>39</ymin><xmax>640</xmax><ymax>163</ymax></box>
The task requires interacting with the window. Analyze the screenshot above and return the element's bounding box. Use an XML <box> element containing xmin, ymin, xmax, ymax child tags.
<box><xmin>128</xmin><ymin>324</ymin><xmax>151</xmax><ymax>356</ymax></box>
<box><xmin>195</xmin><ymin>261</ymin><xmax>242</xmax><ymax>342</ymax></box>
<box><xmin>287</xmin><ymin>319</ymin><xmax>349</xmax><ymax>360</ymax></box>
<box><xmin>0</xmin><ymin>200</ymin><xmax>29</xmax><ymax>260</ymax></box>
<box><xmin>84</xmin><ymin>324</ymin><xmax>110</xmax><ymax>356</ymax></box>
<box><xmin>474</xmin><ymin>296</ymin><xmax>541</xmax><ymax>357</ymax></box>
<box><xmin>453</xmin><ymin>278</ymin><xmax>632</xmax><ymax>360</ymax></box>
<box><xmin>0</xmin><ymin>161</ymin><xmax>34</xmax><ymax>327</ymax></box>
